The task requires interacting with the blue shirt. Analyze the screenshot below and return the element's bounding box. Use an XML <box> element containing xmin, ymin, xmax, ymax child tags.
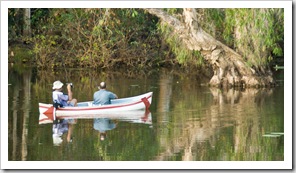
<box><xmin>52</xmin><ymin>120</ymin><xmax>68</xmax><ymax>135</ymax></box>
<box><xmin>93</xmin><ymin>89</ymin><xmax>117</xmax><ymax>105</ymax></box>
<box><xmin>93</xmin><ymin>118</ymin><xmax>116</xmax><ymax>133</ymax></box>
<box><xmin>52</xmin><ymin>91</ymin><xmax>69</xmax><ymax>107</ymax></box>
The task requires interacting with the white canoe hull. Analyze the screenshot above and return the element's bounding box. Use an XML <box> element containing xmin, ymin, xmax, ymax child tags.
<box><xmin>39</xmin><ymin>110</ymin><xmax>152</xmax><ymax>125</ymax></box>
<box><xmin>39</xmin><ymin>92</ymin><xmax>153</xmax><ymax>117</ymax></box>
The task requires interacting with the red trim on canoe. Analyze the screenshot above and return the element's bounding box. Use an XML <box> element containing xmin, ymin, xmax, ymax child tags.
<box><xmin>141</xmin><ymin>97</ymin><xmax>150</xmax><ymax>110</ymax></box>
<box><xmin>141</xmin><ymin>110</ymin><xmax>151</xmax><ymax>122</ymax></box>
<box><xmin>44</xmin><ymin>106</ymin><xmax>54</xmax><ymax>114</ymax></box>
<box><xmin>39</xmin><ymin>117</ymin><xmax>52</xmax><ymax>122</ymax></box>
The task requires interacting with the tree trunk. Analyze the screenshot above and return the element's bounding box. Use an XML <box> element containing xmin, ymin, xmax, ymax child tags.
<box><xmin>23</xmin><ymin>8</ymin><xmax>31</xmax><ymax>37</ymax></box>
<box><xmin>21</xmin><ymin>71</ymin><xmax>31</xmax><ymax>161</ymax></box>
<box><xmin>145</xmin><ymin>8</ymin><xmax>275</xmax><ymax>88</ymax></box>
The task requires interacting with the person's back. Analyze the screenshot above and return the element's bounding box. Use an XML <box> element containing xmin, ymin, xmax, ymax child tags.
<box><xmin>93</xmin><ymin>82</ymin><xmax>118</xmax><ymax>105</ymax></box>
<box><xmin>93</xmin><ymin>90</ymin><xmax>116</xmax><ymax>105</ymax></box>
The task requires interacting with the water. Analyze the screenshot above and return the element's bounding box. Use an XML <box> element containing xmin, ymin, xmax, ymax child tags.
<box><xmin>8</xmin><ymin>66</ymin><xmax>284</xmax><ymax>161</ymax></box>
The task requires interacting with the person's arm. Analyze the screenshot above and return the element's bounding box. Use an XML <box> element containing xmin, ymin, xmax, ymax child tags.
<box><xmin>67</xmin><ymin>84</ymin><xmax>73</xmax><ymax>101</ymax></box>
<box><xmin>67</xmin><ymin>123</ymin><xmax>73</xmax><ymax>143</ymax></box>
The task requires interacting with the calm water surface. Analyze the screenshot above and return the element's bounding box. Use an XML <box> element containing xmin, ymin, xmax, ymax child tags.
<box><xmin>8</xmin><ymin>66</ymin><xmax>284</xmax><ymax>161</ymax></box>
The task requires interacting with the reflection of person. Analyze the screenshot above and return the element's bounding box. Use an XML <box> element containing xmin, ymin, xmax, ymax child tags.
<box><xmin>52</xmin><ymin>119</ymin><xmax>77</xmax><ymax>146</ymax></box>
<box><xmin>93</xmin><ymin>82</ymin><xmax>118</xmax><ymax>105</ymax></box>
<box><xmin>93</xmin><ymin>118</ymin><xmax>117</xmax><ymax>141</ymax></box>
<box><xmin>52</xmin><ymin>119</ymin><xmax>76</xmax><ymax>146</ymax></box>
<box><xmin>52</xmin><ymin>80</ymin><xmax>77</xmax><ymax>107</ymax></box>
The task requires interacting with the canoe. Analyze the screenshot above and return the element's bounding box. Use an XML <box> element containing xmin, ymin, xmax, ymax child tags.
<box><xmin>39</xmin><ymin>92</ymin><xmax>153</xmax><ymax>118</ymax></box>
<box><xmin>39</xmin><ymin>110</ymin><xmax>152</xmax><ymax>125</ymax></box>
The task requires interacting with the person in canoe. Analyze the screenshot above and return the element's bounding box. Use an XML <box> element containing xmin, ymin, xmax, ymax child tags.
<box><xmin>93</xmin><ymin>81</ymin><xmax>118</xmax><ymax>105</ymax></box>
<box><xmin>52</xmin><ymin>80</ymin><xmax>77</xmax><ymax>107</ymax></box>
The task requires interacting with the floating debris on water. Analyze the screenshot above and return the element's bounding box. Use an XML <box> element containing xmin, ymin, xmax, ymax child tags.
<box><xmin>274</xmin><ymin>65</ymin><xmax>284</xmax><ymax>70</ymax></box>
<box><xmin>263</xmin><ymin>134</ymin><xmax>281</xmax><ymax>137</ymax></box>
<box><xmin>263</xmin><ymin>132</ymin><xmax>284</xmax><ymax>138</ymax></box>
<box><xmin>270</xmin><ymin>132</ymin><xmax>284</xmax><ymax>135</ymax></box>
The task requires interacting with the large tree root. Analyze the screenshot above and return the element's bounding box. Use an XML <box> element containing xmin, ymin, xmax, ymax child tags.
<box><xmin>145</xmin><ymin>8</ymin><xmax>276</xmax><ymax>88</ymax></box>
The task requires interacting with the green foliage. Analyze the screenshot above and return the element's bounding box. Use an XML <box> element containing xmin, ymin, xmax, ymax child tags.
<box><xmin>200</xmin><ymin>8</ymin><xmax>284</xmax><ymax>68</ymax></box>
<box><xmin>163</xmin><ymin>8</ymin><xmax>183</xmax><ymax>15</ymax></box>
<box><xmin>8</xmin><ymin>8</ymin><xmax>284</xmax><ymax>70</ymax></box>
<box><xmin>163</xmin><ymin>8</ymin><xmax>284</xmax><ymax>69</ymax></box>
<box><xmin>9</xmin><ymin>8</ymin><xmax>160</xmax><ymax>69</ymax></box>
<box><xmin>8</xmin><ymin>9</ymin><xmax>29</xmax><ymax>41</ymax></box>
<box><xmin>157</xmin><ymin>22</ymin><xmax>205</xmax><ymax>68</ymax></box>
<box><xmin>200</xmin><ymin>9</ymin><xmax>225</xmax><ymax>41</ymax></box>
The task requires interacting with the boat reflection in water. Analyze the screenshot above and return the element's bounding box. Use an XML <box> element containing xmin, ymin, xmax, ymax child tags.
<box><xmin>39</xmin><ymin>110</ymin><xmax>152</xmax><ymax>145</ymax></box>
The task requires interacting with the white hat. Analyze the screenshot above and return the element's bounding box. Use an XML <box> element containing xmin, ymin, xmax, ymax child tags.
<box><xmin>52</xmin><ymin>80</ymin><xmax>64</xmax><ymax>89</ymax></box>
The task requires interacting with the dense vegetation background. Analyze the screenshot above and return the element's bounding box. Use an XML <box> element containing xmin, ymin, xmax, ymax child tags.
<box><xmin>8</xmin><ymin>8</ymin><xmax>284</xmax><ymax>72</ymax></box>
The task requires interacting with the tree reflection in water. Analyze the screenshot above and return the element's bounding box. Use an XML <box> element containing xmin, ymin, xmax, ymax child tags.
<box><xmin>154</xmin><ymin>87</ymin><xmax>283</xmax><ymax>161</ymax></box>
<box><xmin>8</xmin><ymin>67</ymin><xmax>284</xmax><ymax>161</ymax></box>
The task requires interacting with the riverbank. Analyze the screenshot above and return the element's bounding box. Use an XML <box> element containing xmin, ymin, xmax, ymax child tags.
<box><xmin>9</xmin><ymin>43</ymin><xmax>284</xmax><ymax>89</ymax></box>
<box><xmin>8</xmin><ymin>43</ymin><xmax>213</xmax><ymax>80</ymax></box>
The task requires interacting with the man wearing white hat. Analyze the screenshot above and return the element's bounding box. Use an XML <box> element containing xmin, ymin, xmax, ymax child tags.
<box><xmin>52</xmin><ymin>80</ymin><xmax>77</xmax><ymax>107</ymax></box>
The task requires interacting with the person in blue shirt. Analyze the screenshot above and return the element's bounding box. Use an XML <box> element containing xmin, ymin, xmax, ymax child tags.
<box><xmin>93</xmin><ymin>82</ymin><xmax>118</xmax><ymax>105</ymax></box>
<box><xmin>52</xmin><ymin>80</ymin><xmax>77</xmax><ymax>107</ymax></box>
